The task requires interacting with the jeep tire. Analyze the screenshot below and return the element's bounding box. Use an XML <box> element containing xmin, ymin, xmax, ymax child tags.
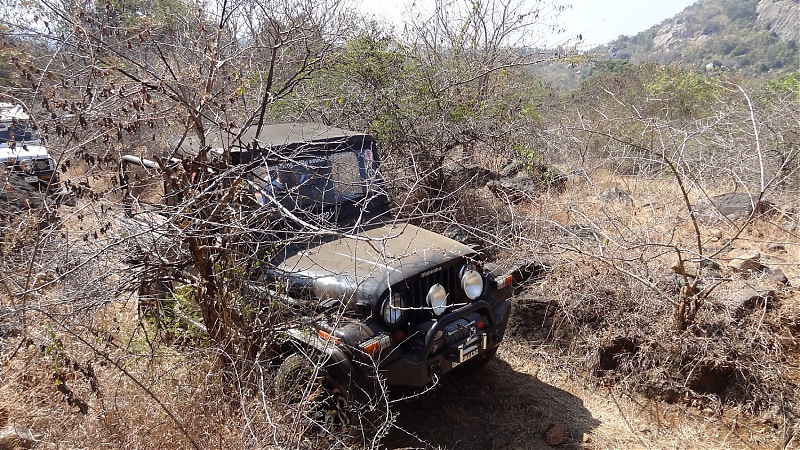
<box><xmin>273</xmin><ymin>353</ymin><xmax>349</xmax><ymax>426</ymax></box>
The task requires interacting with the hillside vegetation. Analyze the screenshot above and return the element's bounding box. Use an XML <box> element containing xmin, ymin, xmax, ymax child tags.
<box><xmin>601</xmin><ymin>0</ymin><xmax>799</xmax><ymax>77</ymax></box>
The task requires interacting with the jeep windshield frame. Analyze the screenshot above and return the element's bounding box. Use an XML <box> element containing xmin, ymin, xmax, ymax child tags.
<box><xmin>171</xmin><ymin>123</ymin><xmax>391</xmax><ymax>228</ymax></box>
<box><xmin>248</xmin><ymin>142</ymin><xmax>383</xmax><ymax>212</ymax></box>
<box><xmin>241</xmin><ymin>131</ymin><xmax>390</xmax><ymax>228</ymax></box>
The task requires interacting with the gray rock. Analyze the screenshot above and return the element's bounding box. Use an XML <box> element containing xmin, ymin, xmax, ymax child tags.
<box><xmin>728</xmin><ymin>252</ymin><xmax>763</xmax><ymax>274</ymax></box>
<box><xmin>442</xmin><ymin>225</ymin><xmax>485</xmax><ymax>253</ymax></box>
<box><xmin>729</xmin><ymin>287</ymin><xmax>777</xmax><ymax>318</ymax></box>
<box><xmin>534</xmin><ymin>164</ymin><xmax>567</xmax><ymax>192</ymax></box>
<box><xmin>599</xmin><ymin>186</ymin><xmax>634</xmax><ymax>205</ymax></box>
<box><xmin>563</xmin><ymin>224</ymin><xmax>603</xmax><ymax>242</ymax></box>
<box><xmin>766</xmin><ymin>242</ymin><xmax>787</xmax><ymax>253</ymax></box>
<box><xmin>499</xmin><ymin>160</ymin><xmax>567</xmax><ymax>189</ymax></box>
<box><xmin>443</xmin><ymin>163</ymin><xmax>499</xmax><ymax>189</ymax></box>
<box><xmin>0</xmin><ymin>308</ymin><xmax>20</xmax><ymax>339</ymax></box>
<box><xmin>544</xmin><ymin>424</ymin><xmax>567</xmax><ymax>446</ymax></box>
<box><xmin>488</xmin><ymin>177</ymin><xmax>541</xmax><ymax>202</ymax></box>
<box><xmin>0</xmin><ymin>174</ymin><xmax>46</xmax><ymax>220</ymax></box>
<box><xmin>0</xmin><ymin>424</ymin><xmax>44</xmax><ymax>449</ymax></box>
<box><xmin>764</xmin><ymin>267</ymin><xmax>789</xmax><ymax>286</ymax></box>
<box><xmin>697</xmin><ymin>192</ymin><xmax>774</xmax><ymax>221</ymax></box>
<box><xmin>699</xmin><ymin>258</ymin><xmax>721</xmax><ymax>270</ymax></box>
<box><xmin>499</xmin><ymin>160</ymin><xmax>526</xmax><ymax>178</ymax></box>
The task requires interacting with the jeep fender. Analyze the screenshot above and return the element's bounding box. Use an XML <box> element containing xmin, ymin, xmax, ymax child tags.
<box><xmin>283</xmin><ymin>327</ymin><xmax>354</xmax><ymax>392</ymax></box>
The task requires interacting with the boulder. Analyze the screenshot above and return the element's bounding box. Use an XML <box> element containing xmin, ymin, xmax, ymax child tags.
<box><xmin>487</xmin><ymin>176</ymin><xmax>541</xmax><ymax>202</ymax></box>
<box><xmin>728</xmin><ymin>252</ymin><xmax>763</xmax><ymax>274</ymax></box>
<box><xmin>729</xmin><ymin>287</ymin><xmax>777</xmax><ymax>318</ymax></box>
<box><xmin>497</xmin><ymin>160</ymin><xmax>567</xmax><ymax>191</ymax></box>
<box><xmin>443</xmin><ymin>163</ymin><xmax>499</xmax><ymax>190</ymax></box>
<box><xmin>697</xmin><ymin>192</ymin><xmax>774</xmax><ymax>221</ymax></box>
<box><xmin>0</xmin><ymin>174</ymin><xmax>46</xmax><ymax>218</ymax></box>
<box><xmin>442</xmin><ymin>225</ymin><xmax>485</xmax><ymax>253</ymax></box>
<box><xmin>544</xmin><ymin>424</ymin><xmax>567</xmax><ymax>446</ymax></box>
<box><xmin>533</xmin><ymin>164</ymin><xmax>567</xmax><ymax>192</ymax></box>
<box><xmin>499</xmin><ymin>160</ymin><xmax>526</xmax><ymax>178</ymax></box>
<box><xmin>599</xmin><ymin>186</ymin><xmax>634</xmax><ymax>205</ymax></box>
<box><xmin>0</xmin><ymin>424</ymin><xmax>44</xmax><ymax>450</ymax></box>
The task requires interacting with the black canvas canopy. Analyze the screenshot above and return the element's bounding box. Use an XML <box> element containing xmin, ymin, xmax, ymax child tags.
<box><xmin>171</xmin><ymin>122</ymin><xmax>375</xmax><ymax>159</ymax></box>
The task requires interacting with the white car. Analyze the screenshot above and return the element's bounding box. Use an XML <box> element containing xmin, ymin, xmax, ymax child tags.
<box><xmin>0</xmin><ymin>103</ymin><xmax>58</xmax><ymax>189</ymax></box>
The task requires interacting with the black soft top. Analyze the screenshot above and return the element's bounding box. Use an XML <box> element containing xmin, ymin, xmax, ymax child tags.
<box><xmin>172</xmin><ymin>122</ymin><xmax>376</xmax><ymax>160</ymax></box>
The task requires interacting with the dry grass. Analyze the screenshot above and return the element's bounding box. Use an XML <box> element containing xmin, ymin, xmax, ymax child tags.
<box><xmin>0</xmin><ymin>301</ymin><xmax>366</xmax><ymax>449</ymax></box>
<box><xmin>0</xmin><ymin>179</ymin><xmax>363</xmax><ymax>448</ymax></box>
<box><xmin>500</xmin><ymin>164</ymin><xmax>800</xmax><ymax>447</ymax></box>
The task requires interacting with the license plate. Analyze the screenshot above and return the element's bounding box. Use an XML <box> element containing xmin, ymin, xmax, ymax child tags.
<box><xmin>461</xmin><ymin>348</ymin><xmax>479</xmax><ymax>363</ymax></box>
<box><xmin>24</xmin><ymin>176</ymin><xmax>38</xmax><ymax>183</ymax></box>
<box><xmin>452</xmin><ymin>347</ymin><xmax>479</xmax><ymax>367</ymax></box>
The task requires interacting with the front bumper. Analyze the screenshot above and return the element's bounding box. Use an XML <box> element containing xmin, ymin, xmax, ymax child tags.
<box><xmin>381</xmin><ymin>299</ymin><xmax>511</xmax><ymax>387</ymax></box>
<box><xmin>10</xmin><ymin>170</ymin><xmax>58</xmax><ymax>190</ymax></box>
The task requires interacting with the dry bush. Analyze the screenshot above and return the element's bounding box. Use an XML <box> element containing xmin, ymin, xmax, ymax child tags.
<box><xmin>0</xmin><ymin>171</ymin><xmax>380</xmax><ymax>448</ymax></box>
<box><xmin>506</xmin><ymin>165</ymin><xmax>800</xmax><ymax>428</ymax></box>
<box><xmin>0</xmin><ymin>298</ymin><xmax>374</xmax><ymax>448</ymax></box>
<box><xmin>499</xmin><ymin>77</ymin><xmax>800</xmax><ymax>431</ymax></box>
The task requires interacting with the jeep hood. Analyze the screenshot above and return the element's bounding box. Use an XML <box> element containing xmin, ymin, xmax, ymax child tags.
<box><xmin>0</xmin><ymin>144</ymin><xmax>51</xmax><ymax>162</ymax></box>
<box><xmin>274</xmin><ymin>223</ymin><xmax>474</xmax><ymax>305</ymax></box>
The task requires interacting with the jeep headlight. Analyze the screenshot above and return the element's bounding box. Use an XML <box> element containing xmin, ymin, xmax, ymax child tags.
<box><xmin>461</xmin><ymin>264</ymin><xmax>484</xmax><ymax>300</ymax></box>
<box><xmin>19</xmin><ymin>160</ymin><xmax>33</xmax><ymax>173</ymax></box>
<box><xmin>426</xmin><ymin>283</ymin><xmax>448</xmax><ymax>316</ymax></box>
<box><xmin>381</xmin><ymin>292</ymin><xmax>407</xmax><ymax>325</ymax></box>
<box><xmin>34</xmin><ymin>159</ymin><xmax>50</xmax><ymax>171</ymax></box>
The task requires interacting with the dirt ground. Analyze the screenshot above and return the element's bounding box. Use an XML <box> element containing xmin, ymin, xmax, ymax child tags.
<box><xmin>382</xmin><ymin>294</ymin><xmax>788</xmax><ymax>450</ymax></box>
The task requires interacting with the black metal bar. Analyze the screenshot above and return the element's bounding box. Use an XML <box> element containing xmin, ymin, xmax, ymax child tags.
<box><xmin>418</xmin><ymin>300</ymin><xmax>495</xmax><ymax>362</ymax></box>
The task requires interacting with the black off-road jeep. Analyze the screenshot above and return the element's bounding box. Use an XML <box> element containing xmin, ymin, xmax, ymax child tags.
<box><xmin>121</xmin><ymin>123</ymin><xmax>515</xmax><ymax>412</ymax></box>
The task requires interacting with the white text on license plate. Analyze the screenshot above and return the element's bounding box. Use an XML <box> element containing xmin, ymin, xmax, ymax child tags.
<box><xmin>454</xmin><ymin>348</ymin><xmax>479</xmax><ymax>367</ymax></box>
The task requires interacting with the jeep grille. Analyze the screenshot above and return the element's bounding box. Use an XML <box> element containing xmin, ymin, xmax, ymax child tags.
<box><xmin>404</xmin><ymin>258</ymin><xmax>466</xmax><ymax>322</ymax></box>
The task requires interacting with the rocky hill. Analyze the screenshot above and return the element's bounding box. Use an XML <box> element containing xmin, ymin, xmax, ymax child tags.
<box><xmin>756</xmin><ymin>0</ymin><xmax>800</xmax><ymax>42</ymax></box>
<box><xmin>600</xmin><ymin>0</ymin><xmax>798</xmax><ymax>76</ymax></box>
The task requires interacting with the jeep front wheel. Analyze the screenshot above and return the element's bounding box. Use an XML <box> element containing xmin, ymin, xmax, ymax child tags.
<box><xmin>273</xmin><ymin>353</ymin><xmax>349</xmax><ymax>426</ymax></box>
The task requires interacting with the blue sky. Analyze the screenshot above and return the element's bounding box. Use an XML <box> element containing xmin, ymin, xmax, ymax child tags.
<box><xmin>359</xmin><ymin>0</ymin><xmax>698</xmax><ymax>47</ymax></box>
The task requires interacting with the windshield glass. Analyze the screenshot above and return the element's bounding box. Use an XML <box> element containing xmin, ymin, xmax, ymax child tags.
<box><xmin>249</xmin><ymin>147</ymin><xmax>382</xmax><ymax>209</ymax></box>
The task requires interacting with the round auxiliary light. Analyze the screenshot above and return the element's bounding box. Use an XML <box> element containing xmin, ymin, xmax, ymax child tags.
<box><xmin>461</xmin><ymin>266</ymin><xmax>484</xmax><ymax>300</ymax></box>
<box><xmin>381</xmin><ymin>292</ymin><xmax>407</xmax><ymax>325</ymax></box>
<box><xmin>427</xmin><ymin>283</ymin><xmax>448</xmax><ymax>316</ymax></box>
